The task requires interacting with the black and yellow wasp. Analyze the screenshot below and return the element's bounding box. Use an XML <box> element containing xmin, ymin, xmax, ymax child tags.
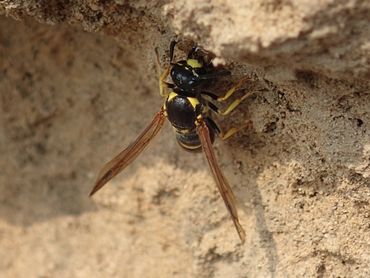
<box><xmin>90</xmin><ymin>41</ymin><xmax>250</xmax><ymax>243</ymax></box>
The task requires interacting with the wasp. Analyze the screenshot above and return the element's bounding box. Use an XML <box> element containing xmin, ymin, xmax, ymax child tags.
<box><xmin>90</xmin><ymin>41</ymin><xmax>251</xmax><ymax>243</ymax></box>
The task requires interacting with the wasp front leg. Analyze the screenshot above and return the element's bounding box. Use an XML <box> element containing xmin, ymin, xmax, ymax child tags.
<box><xmin>159</xmin><ymin>66</ymin><xmax>173</xmax><ymax>97</ymax></box>
<box><xmin>155</xmin><ymin>47</ymin><xmax>174</xmax><ymax>97</ymax></box>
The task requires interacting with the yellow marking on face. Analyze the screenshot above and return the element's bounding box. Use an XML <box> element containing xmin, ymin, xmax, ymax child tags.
<box><xmin>187</xmin><ymin>97</ymin><xmax>200</xmax><ymax>109</ymax></box>
<box><xmin>167</xmin><ymin>91</ymin><xmax>177</xmax><ymax>101</ymax></box>
<box><xmin>187</xmin><ymin>59</ymin><xmax>202</xmax><ymax>68</ymax></box>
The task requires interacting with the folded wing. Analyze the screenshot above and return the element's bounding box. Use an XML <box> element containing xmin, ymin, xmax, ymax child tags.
<box><xmin>90</xmin><ymin>110</ymin><xmax>166</xmax><ymax>196</ymax></box>
<box><xmin>196</xmin><ymin>120</ymin><xmax>246</xmax><ymax>243</ymax></box>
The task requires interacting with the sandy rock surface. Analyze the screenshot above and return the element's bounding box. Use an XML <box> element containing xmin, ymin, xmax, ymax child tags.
<box><xmin>0</xmin><ymin>1</ymin><xmax>369</xmax><ymax>277</ymax></box>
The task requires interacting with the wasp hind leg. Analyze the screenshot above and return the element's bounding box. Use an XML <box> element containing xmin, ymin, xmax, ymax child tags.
<box><xmin>204</xmin><ymin>117</ymin><xmax>245</xmax><ymax>141</ymax></box>
<box><xmin>210</xmin><ymin>99</ymin><xmax>252</xmax><ymax>140</ymax></box>
<box><xmin>219</xmin><ymin>126</ymin><xmax>246</xmax><ymax>140</ymax></box>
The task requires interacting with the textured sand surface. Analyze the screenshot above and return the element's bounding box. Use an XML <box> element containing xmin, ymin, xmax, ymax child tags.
<box><xmin>0</xmin><ymin>1</ymin><xmax>369</xmax><ymax>277</ymax></box>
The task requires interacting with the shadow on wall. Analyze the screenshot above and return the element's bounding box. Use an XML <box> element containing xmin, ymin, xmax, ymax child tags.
<box><xmin>0</xmin><ymin>17</ymin><xmax>163</xmax><ymax>226</ymax></box>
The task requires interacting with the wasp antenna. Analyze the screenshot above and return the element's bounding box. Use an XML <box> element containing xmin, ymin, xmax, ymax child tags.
<box><xmin>154</xmin><ymin>47</ymin><xmax>162</xmax><ymax>74</ymax></box>
<box><xmin>169</xmin><ymin>40</ymin><xmax>177</xmax><ymax>64</ymax></box>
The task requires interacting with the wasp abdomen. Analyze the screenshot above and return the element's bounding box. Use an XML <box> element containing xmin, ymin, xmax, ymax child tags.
<box><xmin>175</xmin><ymin>130</ymin><xmax>202</xmax><ymax>151</ymax></box>
<box><xmin>165</xmin><ymin>92</ymin><xmax>200</xmax><ymax>130</ymax></box>
<box><xmin>175</xmin><ymin>124</ymin><xmax>215</xmax><ymax>152</ymax></box>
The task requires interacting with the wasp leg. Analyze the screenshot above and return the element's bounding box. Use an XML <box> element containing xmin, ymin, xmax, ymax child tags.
<box><xmin>200</xmin><ymin>91</ymin><xmax>219</xmax><ymax>101</ymax></box>
<box><xmin>219</xmin><ymin>127</ymin><xmax>241</xmax><ymax>140</ymax></box>
<box><xmin>201</xmin><ymin>89</ymin><xmax>254</xmax><ymax>116</ymax></box>
<box><xmin>217</xmin><ymin>76</ymin><xmax>250</xmax><ymax>102</ymax></box>
<box><xmin>159</xmin><ymin>67</ymin><xmax>172</xmax><ymax>97</ymax></box>
<box><xmin>155</xmin><ymin>47</ymin><xmax>173</xmax><ymax>97</ymax></box>
<box><xmin>217</xmin><ymin>91</ymin><xmax>254</xmax><ymax>116</ymax></box>
<box><xmin>201</xmin><ymin>98</ymin><xmax>250</xmax><ymax>140</ymax></box>
<box><xmin>199</xmin><ymin>96</ymin><xmax>220</xmax><ymax>114</ymax></box>
<box><xmin>201</xmin><ymin>75</ymin><xmax>249</xmax><ymax>102</ymax></box>
<box><xmin>204</xmin><ymin>117</ymin><xmax>221</xmax><ymax>134</ymax></box>
<box><xmin>220</xmin><ymin>122</ymin><xmax>252</xmax><ymax>140</ymax></box>
<box><xmin>205</xmin><ymin>115</ymin><xmax>248</xmax><ymax>140</ymax></box>
<box><xmin>203</xmin><ymin>76</ymin><xmax>252</xmax><ymax>116</ymax></box>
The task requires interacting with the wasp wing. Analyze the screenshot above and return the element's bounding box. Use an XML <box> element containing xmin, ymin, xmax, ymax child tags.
<box><xmin>90</xmin><ymin>110</ymin><xmax>166</xmax><ymax>196</ymax></box>
<box><xmin>196</xmin><ymin>120</ymin><xmax>246</xmax><ymax>243</ymax></box>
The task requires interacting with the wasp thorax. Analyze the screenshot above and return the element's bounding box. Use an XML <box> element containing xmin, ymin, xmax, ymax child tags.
<box><xmin>170</xmin><ymin>62</ymin><xmax>203</xmax><ymax>91</ymax></box>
